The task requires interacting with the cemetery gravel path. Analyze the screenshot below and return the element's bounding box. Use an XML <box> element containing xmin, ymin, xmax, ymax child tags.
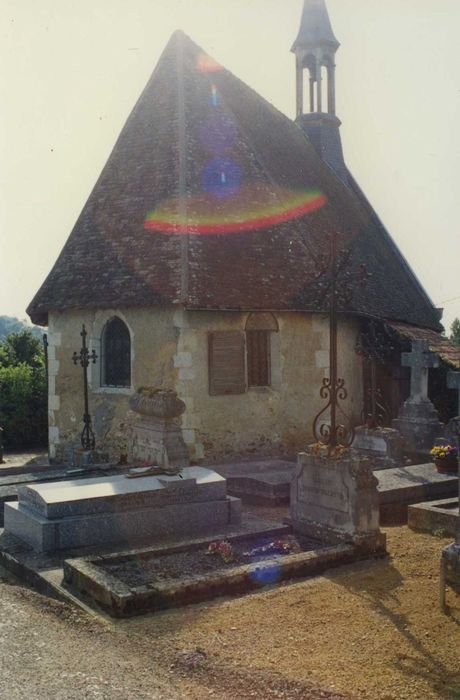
<box><xmin>1</xmin><ymin>523</ymin><xmax>459</xmax><ymax>698</ymax></box>
<box><xmin>0</xmin><ymin>568</ymin><xmax>349</xmax><ymax>700</ymax></box>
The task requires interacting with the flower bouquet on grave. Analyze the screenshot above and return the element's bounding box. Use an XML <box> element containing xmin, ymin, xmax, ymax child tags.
<box><xmin>207</xmin><ymin>540</ymin><xmax>234</xmax><ymax>563</ymax></box>
<box><xmin>243</xmin><ymin>539</ymin><xmax>294</xmax><ymax>558</ymax></box>
<box><xmin>430</xmin><ymin>444</ymin><xmax>459</xmax><ymax>474</ymax></box>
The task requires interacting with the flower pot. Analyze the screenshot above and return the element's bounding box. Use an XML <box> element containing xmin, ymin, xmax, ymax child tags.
<box><xmin>434</xmin><ymin>457</ymin><xmax>458</xmax><ymax>474</ymax></box>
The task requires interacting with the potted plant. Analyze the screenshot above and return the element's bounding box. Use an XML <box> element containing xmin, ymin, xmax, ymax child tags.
<box><xmin>430</xmin><ymin>444</ymin><xmax>459</xmax><ymax>474</ymax></box>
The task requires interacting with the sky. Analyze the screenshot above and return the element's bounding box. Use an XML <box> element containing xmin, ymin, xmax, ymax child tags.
<box><xmin>1</xmin><ymin>0</ymin><xmax>459</xmax><ymax>331</ymax></box>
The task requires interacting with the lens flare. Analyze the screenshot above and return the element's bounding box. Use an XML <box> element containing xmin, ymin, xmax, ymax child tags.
<box><xmin>211</xmin><ymin>85</ymin><xmax>219</xmax><ymax>107</ymax></box>
<box><xmin>202</xmin><ymin>157</ymin><xmax>241</xmax><ymax>199</ymax></box>
<box><xmin>144</xmin><ymin>184</ymin><xmax>326</xmax><ymax>235</ymax></box>
<box><xmin>249</xmin><ymin>563</ymin><xmax>282</xmax><ymax>586</ymax></box>
<box><xmin>196</xmin><ymin>52</ymin><xmax>223</xmax><ymax>74</ymax></box>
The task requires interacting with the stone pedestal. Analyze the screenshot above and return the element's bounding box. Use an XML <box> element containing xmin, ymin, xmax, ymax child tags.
<box><xmin>129</xmin><ymin>388</ymin><xmax>190</xmax><ymax>469</ymax></box>
<box><xmin>289</xmin><ymin>445</ymin><xmax>386</xmax><ymax>553</ymax></box>
<box><xmin>64</xmin><ymin>447</ymin><xmax>110</xmax><ymax>470</ymax></box>
<box><xmin>132</xmin><ymin>417</ymin><xmax>189</xmax><ymax>467</ymax></box>
<box><xmin>392</xmin><ymin>399</ymin><xmax>445</xmax><ymax>454</ymax></box>
<box><xmin>352</xmin><ymin>426</ymin><xmax>404</xmax><ymax>469</ymax></box>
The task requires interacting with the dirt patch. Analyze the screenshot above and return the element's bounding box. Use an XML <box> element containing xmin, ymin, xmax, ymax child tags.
<box><xmin>99</xmin><ymin>533</ymin><xmax>316</xmax><ymax>587</ymax></box>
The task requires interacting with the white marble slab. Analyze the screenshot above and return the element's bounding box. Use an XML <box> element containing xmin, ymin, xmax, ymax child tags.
<box><xmin>17</xmin><ymin>467</ymin><xmax>227</xmax><ymax>519</ymax></box>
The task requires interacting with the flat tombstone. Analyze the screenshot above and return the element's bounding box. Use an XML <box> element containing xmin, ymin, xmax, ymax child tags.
<box><xmin>4</xmin><ymin>467</ymin><xmax>241</xmax><ymax>552</ymax></box>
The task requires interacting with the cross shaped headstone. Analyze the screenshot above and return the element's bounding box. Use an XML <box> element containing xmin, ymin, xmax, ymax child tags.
<box><xmin>401</xmin><ymin>339</ymin><xmax>439</xmax><ymax>402</ymax></box>
<box><xmin>447</xmin><ymin>371</ymin><xmax>460</xmax><ymax>417</ymax></box>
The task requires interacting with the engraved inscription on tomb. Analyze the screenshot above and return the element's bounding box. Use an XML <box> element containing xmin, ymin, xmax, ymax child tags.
<box><xmin>297</xmin><ymin>467</ymin><xmax>348</xmax><ymax>513</ymax></box>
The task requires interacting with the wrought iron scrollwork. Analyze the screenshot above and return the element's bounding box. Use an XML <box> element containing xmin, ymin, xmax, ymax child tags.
<box><xmin>313</xmin><ymin>376</ymin><xmax>354</xmax><ymax>448</ymax></box>
<box><xmin>308</xmin><ymin>231</ymin><xmax>370</xmax><ymax>449</ymax></box>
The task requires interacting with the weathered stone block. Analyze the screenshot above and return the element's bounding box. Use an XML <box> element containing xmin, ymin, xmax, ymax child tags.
<box><xmin>352</xmin><ymin>426</ymin><xmax>403</xmax><ymax>469</ymax></box>
<box><xmin>290</xmin><ymin>446</ymin><xmax>385</xmax><ymax>552</ymax></box>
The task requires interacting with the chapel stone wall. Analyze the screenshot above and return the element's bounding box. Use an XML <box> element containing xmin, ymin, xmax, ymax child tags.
<box><xmin>48</xmin><ymin>307</ymin><xmax>363</xmax><ymax>463</ymax></box>
<box><xmin>47</xmin><ymin>307</ymin><xmax>178</xmax><ymax>462</ymax></box>
<box><xmin>174</xmin><ymin>310</ymin><xmax>363</xmax><ymax>462</ymax></box>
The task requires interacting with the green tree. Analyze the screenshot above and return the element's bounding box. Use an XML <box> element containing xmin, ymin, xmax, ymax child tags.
<box><xmin>0</xmin><ymin>330</ymin><xmax>44</xmax><ymax>368</ymax></box>
<box><xmin>451</xmin><ymin>318</ymin><xmax>460</xmax><ymax>346</ymax></box>
<box><xmin>0</xmin><ymin>330</ymin><xmax>47</xmax><ymax>449</ymax></box>
<box><xmin>0</xmin><ymin>316</ymin><xmax>43</xmax><ymax>342</ymax></box>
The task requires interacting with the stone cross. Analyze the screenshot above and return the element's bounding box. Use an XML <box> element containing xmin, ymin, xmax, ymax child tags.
<box><xmin>401</xmin><ymin>339</ymin><xmax>439</xmax><ymax>402</ymax></box>
<box><xmin>447</xmin><ymin>371</ymin><xmax>460</xmax><ymax>417</ymax></box>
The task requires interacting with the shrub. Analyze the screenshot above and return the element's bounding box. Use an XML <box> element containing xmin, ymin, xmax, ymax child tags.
<box><xmin>0</xmin><ymin>331</ymin><xmax>47</xmax><ymax>449</ymax></box>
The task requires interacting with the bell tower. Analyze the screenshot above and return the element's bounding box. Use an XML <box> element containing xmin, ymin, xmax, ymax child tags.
<box><xmin>292</xmin><ymin>0</ymin><xmax>348</xmax><ymax>184</ymax></box>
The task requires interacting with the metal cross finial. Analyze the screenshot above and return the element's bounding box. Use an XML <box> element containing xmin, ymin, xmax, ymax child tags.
<box><xmin>72</xmin><ymin>324</ymin><xmax>98</xmax><ymax>451</ymax></box>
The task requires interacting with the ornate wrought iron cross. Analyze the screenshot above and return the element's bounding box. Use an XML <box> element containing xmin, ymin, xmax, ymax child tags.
<box><xmin>306</xmin><ymin>231</ymin><xmax>370</xmax><ymax>449</ymax></box>
<box><xmin>72</xmin><ymin>324</ymin><xmax>98</xmax><ymax>450</ymax></box>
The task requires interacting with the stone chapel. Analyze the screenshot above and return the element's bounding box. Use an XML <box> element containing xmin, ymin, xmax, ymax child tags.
<box><xmin>27</xmin><ymin>0</ymin><xmax>458</xmax><ymax>463</ymax></box>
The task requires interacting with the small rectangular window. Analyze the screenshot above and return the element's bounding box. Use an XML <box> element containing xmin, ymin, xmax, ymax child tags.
<box><xmin>247</xmin><ymin>330</ymin><xmax>271</xmax><ymax>387</ymax></box>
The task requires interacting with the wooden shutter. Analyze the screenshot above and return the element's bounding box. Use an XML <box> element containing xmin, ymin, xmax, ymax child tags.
<box><xmin>208</xmin><ymin>331</ymin><xmax>246</xmax><ymax>395</ymax></box>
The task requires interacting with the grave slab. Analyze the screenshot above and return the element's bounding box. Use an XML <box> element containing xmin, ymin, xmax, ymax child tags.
<box><xmin>213</xmin><ymin>459</ymin><xmax>296</xmax><ymax>504</ymax></box>
<box><xmin>376</xmin><ymin>463</ymin><xmax>458</xmax><ymax>524</ymax></box>
<box><xmin>352</xmin><ymin>426</ymin><xmax>403</xmax><ymax>469</ymax></box>
<box><xmin>215</xmin><ymin>459</ymin><xmax>458</xmax><ymax>522</ymax></box>
<box><xmin>3</xmin><ymin>467</ymin><xmax>241</xmax><ymax>553</ymax></box>
<box><xmin>0</xmin><ymin>465</ymin><xmax>121</xmax><ymax>526</ymax></box>
<box><xmin>408</xmin><ymin>498</ymin><xmax>459</xmax><ymax>537</ymax></box>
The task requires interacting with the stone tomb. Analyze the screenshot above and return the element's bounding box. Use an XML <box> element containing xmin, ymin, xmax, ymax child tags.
<box><xmin>3</xmin><ymin>467</ymin><xmax>241</xmax><ymax>553</ymax></box>
<box><xmin>352</xmin><ymin>426</ymin><xmax>404</xmax><ymax>470</ymax></box>
<box><xmin>290</xmin><ymin>447</ymin><xmax>386</xmax><ymax>553</ymax></box>
<box><xmin>392</xmin><ymin>340</ymin><xmax>445</xmax><ymax>454</ymax></box>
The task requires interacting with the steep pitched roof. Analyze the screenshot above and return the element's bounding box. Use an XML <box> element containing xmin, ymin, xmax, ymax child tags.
<box><xmin>291</xmin><ymin>0</ymin><xmax>339</xmax><ymax>52</ymax></box>
<box><xmin>28</xmin><ymin>32</ymin><xmax>441</xmax><ymax>332</ymax></box>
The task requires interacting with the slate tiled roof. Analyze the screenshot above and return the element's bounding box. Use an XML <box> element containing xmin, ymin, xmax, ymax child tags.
<box><xmin>291</xmin><ymin>0</ymin><xmax>339</xmax><ymax>52</ymax></box>
<box><xmin>28</xmin><ymin>31</ymin><xmax>442</xmax><ymax>332</ymax></box>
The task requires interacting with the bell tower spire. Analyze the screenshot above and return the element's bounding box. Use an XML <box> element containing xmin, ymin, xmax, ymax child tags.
<box><xmin>292</xmin><ymin>0</ymin><xmax>348</xmax><ymax>184</ymax></box>
<box><xmin>292</xmin><ymin>0</ymin><xmax>339</xmax><ymax>117</ymax></box>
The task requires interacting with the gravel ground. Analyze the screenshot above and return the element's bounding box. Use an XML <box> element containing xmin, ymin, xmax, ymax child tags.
<box><xmin>0</xmin><ymin>566</ymin><xmax>349</xmax><ymax>699</ymax></box>
<box><xmin>0</xmin><ymin>525</ymin><xmax>459</xmax><ymax>699</ymax></box>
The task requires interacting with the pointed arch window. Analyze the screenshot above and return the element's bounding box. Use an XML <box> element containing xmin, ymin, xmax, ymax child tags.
<box><xmin>101</xmin><ymin>317</ymin><xmax>131</xmax><ymax>388</ymax></box>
